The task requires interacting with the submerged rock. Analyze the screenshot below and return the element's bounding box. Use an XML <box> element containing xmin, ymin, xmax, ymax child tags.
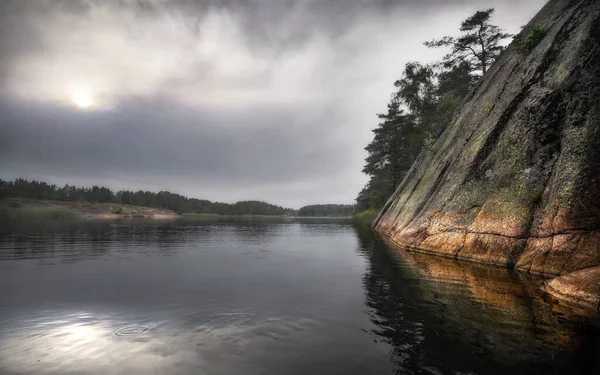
<box><xmin>374</xmin><ymin>0</ymin><xmax>600</xmax><ymax>308</ymax></box>
<box><xmin>545</xmin><ymin>267</ymin><xmax>600</xmax><ymax>308</ymax></box>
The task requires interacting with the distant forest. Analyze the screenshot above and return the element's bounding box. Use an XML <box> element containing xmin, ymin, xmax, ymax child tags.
<box><xmin>297</xmin><ymin>204</ymin><xmax>355</xmax><ymax>217</ymax></box>
<box><xmin>0</xmin><ymin>178</ymin><xmax>295</xmax><ymax>216</ymax></box>
<box><xmin>0</xmin><ymin>178</ymin><xmax>353</xmax><ymax>217</ymax></box>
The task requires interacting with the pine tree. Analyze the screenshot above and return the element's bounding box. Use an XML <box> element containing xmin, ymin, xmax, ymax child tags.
<box><xmin>424</xmin><ymin>8</ymin><xmax>512</xmax><ymax>74</ymax></box>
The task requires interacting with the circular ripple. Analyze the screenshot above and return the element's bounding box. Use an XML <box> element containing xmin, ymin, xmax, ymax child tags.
<box><xmin>113</xmin><ymin>325</ymin><xmax>148</xmax><ymax>336</ymax></box>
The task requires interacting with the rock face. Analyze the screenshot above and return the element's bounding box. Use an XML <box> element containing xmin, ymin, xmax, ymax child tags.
<box><xmin>374</xmin><ymin>0</ymin><xmax>600</xmax><ymax>307</ymax></box>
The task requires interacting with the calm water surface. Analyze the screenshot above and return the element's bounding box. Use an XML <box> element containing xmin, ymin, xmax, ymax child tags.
<box><xmin>0</xmin><ymin>218</ymin><xmax>598</xmax><ymax>375</ymax></box>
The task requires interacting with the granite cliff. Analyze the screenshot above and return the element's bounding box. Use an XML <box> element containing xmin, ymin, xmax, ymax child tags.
<box><xmin>374</xmin><ymin>0</ymin><xmax>600</xmax><ymax>308</ymax></box>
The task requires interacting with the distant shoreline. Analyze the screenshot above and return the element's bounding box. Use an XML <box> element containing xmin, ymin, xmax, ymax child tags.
<box><xmin>1</xmin><ymin>198</ymin><xmax>352</xmax><ymax>221</ymax></box>
<box><xmin>0</xmin><ymin>198</ymin><xmax>180</xmax><ymax>220</ymax></box>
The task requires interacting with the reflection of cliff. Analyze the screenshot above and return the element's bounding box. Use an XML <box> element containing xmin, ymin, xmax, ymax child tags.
<box><xmin>385</xmin><ymin>238</ymin><xmax>584</xmax><ymax>349</ymax></box>
<box><xmin>354</xmin><ymin>226</ymin><xmax>600</xmax><ymax>374</ymax></box>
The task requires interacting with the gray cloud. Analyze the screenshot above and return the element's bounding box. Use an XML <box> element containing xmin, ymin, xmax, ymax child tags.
<box><xmin>0</xmin><ymin>0</ymin><xmax>547</xmax><ymax>207</ymax></box>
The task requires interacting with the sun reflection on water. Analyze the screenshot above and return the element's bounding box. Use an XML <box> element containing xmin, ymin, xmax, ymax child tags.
<box><xmin>0</xmin><ymin>309</ymin><xmax>319</xmax><ymax>375</ymax></box>
<box><xmin>0</xmin><ymin>311</ymin><xmax>154</xmax><ymax>374</ymax></box>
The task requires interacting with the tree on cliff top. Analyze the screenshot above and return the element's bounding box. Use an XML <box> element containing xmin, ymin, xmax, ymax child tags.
<box><xmin>424</xmin><ymin>8</ymin><xmax>512</xmax><ymax>74</ymax></box>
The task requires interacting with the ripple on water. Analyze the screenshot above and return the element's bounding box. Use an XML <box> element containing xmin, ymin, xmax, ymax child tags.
<box><xmin>112</xmin><ymin>325</ymin><xmax>148</xmax><ymax>337</ymax></box>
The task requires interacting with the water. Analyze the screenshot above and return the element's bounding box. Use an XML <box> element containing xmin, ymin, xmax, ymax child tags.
<box><xmin>0</xmin><ymin>217</ymin><xmax>598</xmax><ymax>375</ymax></box>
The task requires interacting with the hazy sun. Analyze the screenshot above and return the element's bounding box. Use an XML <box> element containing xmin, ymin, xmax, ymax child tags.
<box><xmin>70</xmin><ymin>90</ymin><xmax>94</xmax><ymax>109</ymax></box>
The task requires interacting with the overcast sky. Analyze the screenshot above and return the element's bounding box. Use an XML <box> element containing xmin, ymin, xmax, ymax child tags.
<box><xmin>0</xmin><ymin>0</ymin><xmax>547</xmax><ymax>208</ymax></box>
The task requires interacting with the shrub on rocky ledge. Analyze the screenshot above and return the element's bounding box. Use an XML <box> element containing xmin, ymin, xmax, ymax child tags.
<box><xmin>518</xmin><ymin>24</ymin><xmax>548</xmax><ymax>52</ymax></box>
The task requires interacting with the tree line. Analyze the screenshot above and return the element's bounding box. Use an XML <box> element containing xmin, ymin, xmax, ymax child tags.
<box><xmin>297</xmin><ymin>204</ymin><xmax>355</xmax><ymax>217</ymax></box>
<box><xmin>0</xmin><ymin>178</ymin><xmax>296</xmax><ymax>216</ymax></box>
<box><xmin>356</xmin><ymin>9</ymin><xmax>512</xmax><ymax>213</ymax></box>
<box><xmin>0</xmin><ymin>178</ymin><xmax>357</xmax><ymax>217</ymax></box>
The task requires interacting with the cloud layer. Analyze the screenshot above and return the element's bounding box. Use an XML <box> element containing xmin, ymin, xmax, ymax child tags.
<box><xmin>0</xmin><ymin>0</ymin><xmax>547</xmax><ymax>207</ymax></box>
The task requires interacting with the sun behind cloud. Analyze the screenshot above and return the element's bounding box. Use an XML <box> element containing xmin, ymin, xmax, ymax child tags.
<box><xmin>70</xmin><ymin>90</ymin><xmax>95</xmax><ymax>109</ymax></box>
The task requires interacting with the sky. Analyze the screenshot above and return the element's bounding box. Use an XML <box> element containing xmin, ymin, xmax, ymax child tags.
<box><xmin>0</xmin><ymin>0</ymin><xmax>547</xmax><ymax>208</ymax></box>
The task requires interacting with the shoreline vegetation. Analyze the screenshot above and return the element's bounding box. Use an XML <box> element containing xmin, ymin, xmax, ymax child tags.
<box><xmin>0</xmin><ymin>199</ymin><xmax>354</xmax><ymax>221</ymax></box>
<box><xmin>0</xmin><ymin>178</ymin><xmax>355</xmax><ymax>220</ymax></box>
<box><xmin>351</xmin><ymin>209</ymin><xmax>380</xmax><ymax>226</ymax></box>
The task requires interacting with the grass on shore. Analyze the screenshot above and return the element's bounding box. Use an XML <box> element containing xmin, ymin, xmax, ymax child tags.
<box><xmin>351</xmin><ymin>209</ymin><xmax>380</xmax><ymax>226</ymax></box>
<box><xmin>0</xmin><ymin>207</ymin><xmax>77</xmax><ymax>220</ymax></box>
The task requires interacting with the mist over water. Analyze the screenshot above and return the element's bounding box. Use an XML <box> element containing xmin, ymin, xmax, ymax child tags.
<box><xmin>0</xmin><ymin>218</ymin><xmax>598</xmax><ymax>374</ymax></box>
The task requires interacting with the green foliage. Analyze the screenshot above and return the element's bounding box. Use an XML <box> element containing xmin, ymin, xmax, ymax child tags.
<box><xmin>424</xmin><ymin>132</ymin><xmax>437</xmax><ymax>153</ymax></box>
<box><xmin>355</xmin><ymin>165</ymin><xmax>398</xmax><ymax>213</ymax></box>
<box><xmin>0</xmin><ymin>178</ymin><xmax>297</xmax><ymax>216</ymax></box>
<box><xmin>429</xmin><ymin>92</ymin><xmax>463</xmax><ymax>138</ymax></box>
<box><xmin>358</xmin><ymin>62</ymin><xmax>442</xmax><ymax>211</ymax></box>
<box><xmin>436</xmin><ymin>62</ymin><xmax>475</xmax><ymax>98</ymax></box>
<box><xmin>0</xmin><ymin>207</ymin><xmax>75</xmax><ymax>220</ymax></box>
<box><xmin>517</xmin><ymin>25</ymin><xmax>548</xmax><ymax>52</ymax></box>
<box><xmin>113</xmin><ymin>206</ymin><xmax>124</xmax><ymax>215</ymax></box>
<box><xmin>351</xmin><ymin>209</ymin><xmax>380</xmax><ymax>226</ymax></box>
<box><xmin>297</xmin><ymin>204</ymin><xmax>355</xmax><ymax>217</ymax></box>
<box><xmin>424</xmin><ymin>8</ymin><xmax>512</xmax><ymax>74</ymax></box>
<box><xmin>394</xmin><ymin>63</ymin><xmax>437</xmax><ymax>115</ymax></box>
<box><xmin>356</xmin><ymin>63</ymin><xmax>473</xmax><ymax>212</ymax></box>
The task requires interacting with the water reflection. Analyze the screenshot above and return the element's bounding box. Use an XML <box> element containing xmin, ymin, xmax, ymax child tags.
<box><xmin>354</xmin><ymin>226</ymin><xmax>600</xmax><ymax>374</ymax></box>
<box><xmin>0</xmin><ymin>219</ymin><xmax>384</xmax><ymax>375</ymax></box>
<box><xmin>0</xmin><ymin>220</ymin><xmax>285</xmax><ymax>262</ymax></box>
<box><xmin>0</xmin><ymin>218</ymin><xmax>598</xmax><ymax>375</ymax></box>
<box><xmin>229</xmin><ymin>223</ymin><xmax>283</xmax><ymax>245</ymax></box>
